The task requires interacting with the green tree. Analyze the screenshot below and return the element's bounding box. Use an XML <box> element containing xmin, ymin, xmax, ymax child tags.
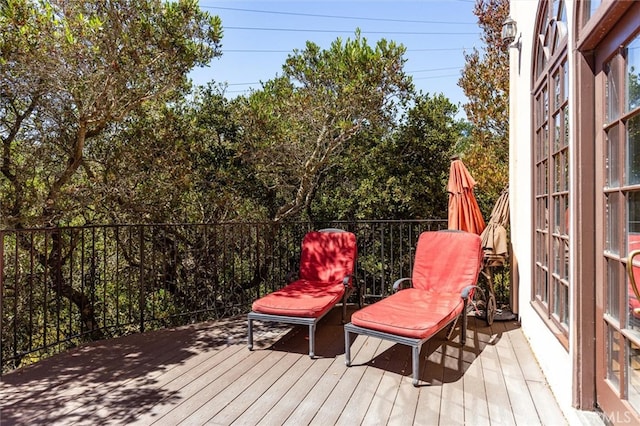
<box><xmin>0</xmin><ymin>0</ymin><xmax>222</xmax><ymax>334</ymax></box>
<box><xmin>0</xmin><ymin>0</ymin><xmax>222</xmax><ymax>228</ymax></box>
<box><xmin>232</xmin><ymin>31</ymin><xmax>413</xmax><ymax>222</ymax></box>
<box><xmin>85</xmin><ymin>83</ymin><xmax>247</xmax><ymax>225</ymax></box>
<box><xmin>458</xmin><ymin>0</ymin><xmax>509</xmax><ymax>214</ymax></box>
<box><xmin>311</xmin><ymin>93</ymin><xmax>462</xmax><ymax>220</ymax></box>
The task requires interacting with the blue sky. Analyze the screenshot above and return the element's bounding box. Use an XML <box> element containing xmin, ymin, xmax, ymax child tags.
<box><xmin>192</xmin><ymin>1</ymin><xmax>482</xmax><ymax>116</ymax></box>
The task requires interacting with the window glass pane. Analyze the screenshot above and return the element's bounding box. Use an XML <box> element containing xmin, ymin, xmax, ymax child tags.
<box><xmin>627</xmin><ymin>35</ymin><xmax>640</xmax><ymax>112</ymax></box>
<box><xmin>554</xmin><ymin>155</ymin><xmax>561</xmax><ymax>191</ymax></box>
<box><xmin>563</xmin><ymin>149</ymin><xmax>569</xmax><ymax>190</ymax></box>
<box><xmin>563</xmin><ymin>107</ymin><xmax>569</xmax><ymax>148</ymax></box>
<box><xmin>537</xmin><ymin>197</ymin><xmax>548</xmax><ymax>228</ymax></box>
<box><xmin>540</xmin><ymin>160</ymin><xmax>549</xmax><ymax>195</ymax></box>
<box><xmin>607</xmin><ymin>326</ymin><xmax>621</xmax><ymax>388</ymax></box>
<box><xmin>553</xmin><ymin>196</ymin><xmax>561</xmax><ymax>234</ymax></box>
<box><xmin>629</xmin><ymin>115</ymin><xmax>640</xmax><ymax>185</ymax></box>
<box><xmin>608</xmin><ymin>259</ymin><xmax>620</xmax><ymax>319</ymax></box>
<box><xmin>536</xmin><ymin>231</ymin><xmax>544</xmax><ymax>263</ymax></box>
<box><xmin>540</xmin><ymin>267</ymin><xmax>549</xmax><ymax>304</ymax></box>
<box><xmin>544</xmin><ymin>88</ymin><xmax>549</xmax><ymax>122</ymax></box>
<box><xmin>563</xmin><ymin>194</ymin><xmax>569</xmax><ymax>235</ymax></box>
<box><xmin>564</xmin><ymin>235</ymin><xmax>570</xmax><ymax>279</ymax></box>
<box><xmin>607</xmin><ymin>192</ymin><xmax>621</xmax><ymax>254</ymax></box>
<box><xmin>586</xmin><ymin>0</ymin><xmax>602</xmax><ymax>21</ymax></box>
<box><xmin>628</xmin><ymin>251</ymin><xmax>640</xmax><ymax>331</ymax></box>
<box><xmin>554</xmin><ymin>113</ymin><xmax>561</xmax><ymax>151</ymax></box>
<box><xmin>553</xmin><ymin>236</ymin><xmax>561</xmax><ymax>273</ymax></box>
<box><xmin>554</xmin><ymin>71</ymin><xmax>561</xmax><ymax>110</ymax></box>
<box><xmin>544</xmin><ymin>124</ymin><xmax>549</xmax><ymax>158</ymax></box>
<box><xmin>606</xmin><ymin>60</ymin><xmax>621</xmax><ymax>122</ymax></box>
<box><xmin>629</xmin><ymin>191</ymin><xmax>640</xmax><ymax>235</ymax></box>
<box><xmin>607</xmin><ymin>126</ymin><xmax>620</xmax><ymax>188</ymax></box>
<box><xmin>553</xmin><ymin>277</ymin><xmax>563</xmax><ymax>318</ymax></box>
<box><xmin>561</xmin><ymin>283</ymin><xmax>569</xmax><ymax>326</ymax></box>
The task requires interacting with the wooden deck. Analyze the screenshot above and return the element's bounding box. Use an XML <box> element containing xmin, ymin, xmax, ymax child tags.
<box><xmin>1</xmin><ymin>307</ymin><xmax>567</xmax><ymax>425</ymax></box>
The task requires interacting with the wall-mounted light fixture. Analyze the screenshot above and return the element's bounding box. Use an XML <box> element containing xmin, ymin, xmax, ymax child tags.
<box><xmin>501</xmin><ymin>16</ymin><xmax>521</xmax><ymax>51</ymax></box>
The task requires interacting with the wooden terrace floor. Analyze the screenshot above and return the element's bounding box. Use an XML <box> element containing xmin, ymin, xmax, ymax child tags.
<box><xmin>1</xmin><ymin>307</ymin><xmax>567</xmax><ymax>425</ymax></box>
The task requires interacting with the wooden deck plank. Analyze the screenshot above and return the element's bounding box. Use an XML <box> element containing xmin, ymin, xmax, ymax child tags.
<box><xmin>0</xmin><ymin>312</ymin><xmax>580</xmax><ymax>426</ymax></box>
<box><xmin>231</xmin><ymin>353</ymin><xmax>315</xmax><ymax>425</ymax></box>
<box><xmin>91</xmin><ymin>343</ymin><xmax>247</xmax><ymax>425</ymax></box>
<box><xmin>129</xmin><ymin>344</ymin><xmax>263</xmax><ymax>424</ymax></box>
<box><xmin>361</xmin><ymin>371</ymin><xmax>401</xmax><ymax>426</ymax></box>
<box><xmin>281</xmin><ymin>329</ymin><xmax>367</xmax><ymax>426</ymax></box>
<box><xmin>507</xmin><ymin>323</ymin><xmax>551</xmax><ymax>382</ymax></box>
<box><xmin>159</xmin><ymin>348</ymin><xmax>289</xmax><ymax>424</ymax></box>
<box><xmin>462</xmin><ymin>317</ymin><xmax>492</xmax><ymax>426</ymax></box>
<box><xmin>308</xmin><ymin>336</ymin><xmax>384</xmax><ymax>425</ymax></box>
<box><xmin>504</xmin><ymin>323</ymin><xmax>567</xmax><ymax>425</ymax></box>
<box><xmin>478</xmin><ymin>336</ymin><xmax>517</xmax><ymax>426</ymax></box>
<box><xmin>360</xmin><ymin>341</ymin><xmax>412</xmax><ymax>426</ymax></box>
<box><xmin>335</xmin><ymin>339</ymin><xmax>397</xmax><ymax>425</ymax></box>
<box><xmin>492</xmin><ymin>321</ymin><xmax>542</xmax><ymax>426</ymax></box>
<box><xmin>413</xmin><ymin>338</ymin><xmax>445</xmax><ymax>426</ymax></box>
<box><xmin>463</xmin><ymin>356</ymin><xmax>491</xmax><ymax>426</ymax></box>
<box><xmin>438</xmin><ymin>380</ymin><xmax>465</xmax><ymax>425</ymax></box>
<box><xmin>256</xmin><ymin>355</ymin><xmax>335</xmax><ymax>425</ymax></box>
<box><xmin>211</xmin><ymin>351</ymin><xmax>306</xmax><ymax>425</ymax></box>
<box><xmin>2</xmin><ymin>321</ymin><xmax>249</xmax><ymax>426</ymax></box>
<box><xmin>131</xmin><ymin>317</ymin><xmax>288</xmax><ymax>420</ymax></box>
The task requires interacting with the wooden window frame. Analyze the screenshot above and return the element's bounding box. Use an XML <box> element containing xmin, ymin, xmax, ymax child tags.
<box><xmin>531</xmin><ymin>0</ymin><xmax>571</xmax><ymax>349</ymax></box>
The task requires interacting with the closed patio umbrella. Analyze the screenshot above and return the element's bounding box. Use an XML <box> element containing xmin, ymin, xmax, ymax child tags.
<box><xmin>447</xmin><ymin>158</ymin><xmax>486</xmax><ymax>235</ymax></box>
<box><xmin>480</xmin><ymin>185</ymin><xmax>510</xmax><ymax>266</ymax></box>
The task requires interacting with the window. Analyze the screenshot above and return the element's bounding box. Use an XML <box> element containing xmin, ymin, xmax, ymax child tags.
<box><xmin>532</xmin><ymin>0</ymin><xmax>570</xmax><ymax>344</ymax></box>
<box><xmin>602</xmin><ymin>31</ymin><xmax>640</xmax><ymax>412</ymax></box>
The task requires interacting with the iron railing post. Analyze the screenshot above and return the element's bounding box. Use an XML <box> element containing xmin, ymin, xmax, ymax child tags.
<box><xmin>139</xmin><ymin>226</ymin><xmax>145</xmax><ymax>334</ymax></box>
<box><xmin>0</xmin><ymin>231</ymin><xmax>4</xmax><ymax>369</ymax></box>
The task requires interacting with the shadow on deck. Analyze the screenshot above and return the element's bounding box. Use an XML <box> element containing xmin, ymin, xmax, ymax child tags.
<box><xmin>0</xmin><ymin>307</ymin><xmax>565</xmax><ymax>425</ymax></box>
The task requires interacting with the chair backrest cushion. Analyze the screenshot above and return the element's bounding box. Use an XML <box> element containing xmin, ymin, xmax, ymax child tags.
<box><xmin>412</xmin><ymin>231</ymin><xmax>482</xmax><ymax>293</ymax></box>
<box><xmin>299</xmin><ymin>230</ymin><xmax>357</xmax><ymax>284</ymax></box>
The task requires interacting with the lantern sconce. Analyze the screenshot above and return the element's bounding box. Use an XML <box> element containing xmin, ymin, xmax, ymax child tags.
<box><xmin>501</xmin><ymin>16</ymin><xmax>522</xmax><ymax>51</ymax></box>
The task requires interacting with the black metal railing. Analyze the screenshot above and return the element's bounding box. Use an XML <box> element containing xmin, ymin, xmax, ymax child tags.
<box><xmin>0</xmin><ymin>220</ymin><xmax>447</xmax><ymax>373</ymax></box>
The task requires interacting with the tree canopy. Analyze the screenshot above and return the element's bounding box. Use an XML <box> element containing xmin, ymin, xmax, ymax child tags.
<box><xmin>457</xmin><ymin>0</ymin><xmax>509</xmax><ymax>215</ymax></box>
<box><xmin>1</xmin><ymin>4</ymin><xmax>470</xmax><ymax>229</ymax></box>
<box><xmin>1</xmin><ymin>0</ymin><xmax>223</xmax><ymax>228</ymax></box>
<box><xmin>231</xmin><ymin>32</ymin><xmax>414</xmax><ymax>222</ymax></box>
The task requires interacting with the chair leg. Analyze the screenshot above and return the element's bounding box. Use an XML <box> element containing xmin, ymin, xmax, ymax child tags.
<box><xmin>248</xmin><ymin>317</ymin><xmax>254</xmax><ymax>351</ymax></box>
<box><xmin>461</xmin><ymin>300</ymin><xmax>468</xmax><ymax>345</ymax></box>
<box><xmin>446</xmin><ymin>316</ymin><xmax>459</xmax><ymax>340</ymax></box>
<box><xmin>344</xmin><ymin>329</ymin><xmax>352</xmax><ymax>366</ymax></box>
<box><xmin>412</xmin><ymin>344</ymin><xmax>421</xmax><ymax>386</ymax></box>
<box><xmin>342</xmin><ymin>294</ymin><xmax>347</xmax><ymax>324</ymax></box>
<box><xmin>309</xmin><ymin>324</ymin><xmax>316</xmax><ymax>358</ymax></box>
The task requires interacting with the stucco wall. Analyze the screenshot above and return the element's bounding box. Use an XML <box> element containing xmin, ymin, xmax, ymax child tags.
<box><xmin>508</xmin><ymin>0</ymin><xmax>578</xmax><ymax>421</ymax></box>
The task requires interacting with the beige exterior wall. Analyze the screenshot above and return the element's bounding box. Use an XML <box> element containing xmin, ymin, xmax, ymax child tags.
<box><xmin>507</xmin><ymin>1</ymin><xmax>582</xmax><ymax>422</ymax></box>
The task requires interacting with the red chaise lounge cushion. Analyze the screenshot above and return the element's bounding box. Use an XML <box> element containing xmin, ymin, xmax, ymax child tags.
<box><xmin>251</xmin><ymin>230</ymin><xmax>357</xmax><ymax>319</ymax></box>
<box><xmin>350</xmin><ymin>231</ymin><xmax>482</xmax><ymax>339</ymax></box>
<box><xmin>251</xmin><ymin>279</ymin><xmax>346</xmax><ymax>318</ymax></box>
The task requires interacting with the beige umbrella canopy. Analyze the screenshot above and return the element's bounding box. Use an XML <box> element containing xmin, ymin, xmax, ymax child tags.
<box><xmin>447</xmin><ymin>159</ymin><xmax>486</xmax><ymax>235</ymax></box>
<box><xmin>480</xmin><ymin>185</ymin><xmax>510</xmax><ymax>266</ymax></box>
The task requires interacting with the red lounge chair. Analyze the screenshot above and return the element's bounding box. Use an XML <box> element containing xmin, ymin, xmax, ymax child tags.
<box><xmin>248</xmin><ymin>229</ymin><xmax>358</xmax><ymax>357</ymax></box>
<box><xmin>344</xmin><ymin>230</ymin><xmax>482</xmax><ymax>386</ymax></box>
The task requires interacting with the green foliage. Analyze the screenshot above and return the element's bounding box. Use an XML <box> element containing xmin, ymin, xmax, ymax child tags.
<box><xmin>1</xmin><ymin>0</ymin><xmax>223</xmax><ymax>228</ymax></box>
<box><xmin>231</xmin><ymin>31</ymin><xmax>414</xmax><ymax>222</ymax></box>
<box><xmin>457</xmin><ymin>0</ymin><xmax>510</xmax><ymax>215</ymax></box>
<box><xmin>310</xmin><ymin>93</ymin><xmax>463</xmax><ymax>220</ymax></box>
